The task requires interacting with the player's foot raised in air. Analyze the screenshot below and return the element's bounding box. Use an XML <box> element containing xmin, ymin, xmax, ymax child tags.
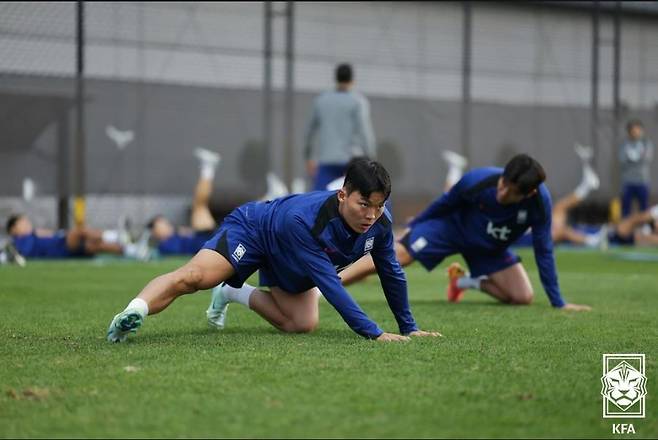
<box><xmin>441</xmin><ymin>150</ymin><xmax>468</xmax><ymax>170</ymax></box>
<box><xmin>194</xmin><ymin>147</ymin><xmax>222</xmax><ymax>167</ymax></box>
<box><xmin>446</xmin><ymin>262</ymin><xmax>466</xmax><ymax>303</ymax></box>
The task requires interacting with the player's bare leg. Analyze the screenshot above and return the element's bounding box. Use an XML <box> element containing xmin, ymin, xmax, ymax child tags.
<box><xmin>66</xmin><ymin>228</ymin><xmax>124</xmax><ymax>255</ymax></box>
<box><xmin>254</xmin><ymin>287</ymin><xmax>320</xmax><ymax>333</ymax></box>
<box><xmin>551</xmin><ymin>197</ymin><xmax>591</xmax><ymax>245</ymax></box>
<box><xmin>107</xmin><ymin>249</ymin><xmax>234</xmax><ymax>342</ymax></box>
<box><xmin>208</xmin><ymin>283</ymin><xmax>320</xmax><ymax>333</ymax></box>
<box><xmin>615</xmin><ymin>208</ymin><xmax>657</xmax><ymax>238</ymax></box>
<box><xmin>141</xmin><ymin>249</ymin><xmax>232</xmax><ymax>313</ymax></box>
<box><xmin>442</xmin><ymin>150</ymin><xmax>468</xmax><ymax>193</ymax></box>
<box><xmin>480</xmin><ymin>263</ymin><xmax>534</xmax><ymax>305</ymax></box>
<box><xmin>551</xmin><ymin>147</ymin><xmax>601</xmax><ymax>245</ymax></box>
<box><xmin>449</xmin><ymin>262</ymin><xmax>533</xmax><ymax>305</ymax></box>
<box><xmin>191</xmin><ymin>148</ymin><xmax>220</xmax><ymax>231</ymax></box>
<box><xmin>190</xmin><ymin>176</ymin><xmax>217</xmax><ymax>231</ymax></box>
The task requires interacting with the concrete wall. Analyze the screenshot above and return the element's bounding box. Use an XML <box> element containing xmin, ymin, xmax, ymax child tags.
<box><xmin>2</xmin><ymin>2</ymin><xmax>658</xmax><ymax>229</ymax></box>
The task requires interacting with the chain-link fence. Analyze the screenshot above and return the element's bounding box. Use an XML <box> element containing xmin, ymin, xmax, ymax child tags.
<box><xmin>1</xmin><ymin>1</ymin><xmax>658</xmax><ymax>232</ymax></box>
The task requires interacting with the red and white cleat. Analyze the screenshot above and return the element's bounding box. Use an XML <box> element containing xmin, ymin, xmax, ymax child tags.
<box><xmin>446</xmin><ymin>262</ymin><xmax>466</xmax><ymax>303</ymax></box>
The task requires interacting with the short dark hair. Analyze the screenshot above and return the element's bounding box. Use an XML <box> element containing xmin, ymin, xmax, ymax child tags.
<box><xmin>335</xmin><ymin>63</ymin><xmax>353</xmax><ymax>83</ymax></box>
<box><xmin>6</xmin><ymin>214</ymin><xmax>24</xmax><ymax>234</ymax></box>
<box><xmin>626</xmin><ymin>119</ymin><xmax>643</xmax><ymax>133</ymax></box>
<box><xmin>343</xmin><ymin>158</ymin><xmax>391</xmax><ymax>200</ymax></box>
<box><xmin>502</xmin><ymin>154</ymin><xmax>546</xmax><ymax>195</ymax></box>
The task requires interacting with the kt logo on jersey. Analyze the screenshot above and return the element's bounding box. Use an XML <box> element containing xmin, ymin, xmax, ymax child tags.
<box><xmin>486</xmin><ymin>221</ymin><xmax>511</xmax><ymax>241</ymax></box>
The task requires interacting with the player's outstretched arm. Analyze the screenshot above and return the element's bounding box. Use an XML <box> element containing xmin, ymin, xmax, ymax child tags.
<box><xmin>561</xmin><ymin>303</ymin><xmax>592</xmax><ymax>312</ymax></box>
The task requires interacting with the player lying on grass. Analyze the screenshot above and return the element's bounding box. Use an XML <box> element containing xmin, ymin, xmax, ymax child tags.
<box><xmin>339</xmin><ymin>154</ymin><xmax>591</xmax><ymax>311</ymax></box>
<box><xmin>107</xmin><ymin>158</ymin><xmax>440</xmax><ymax>343</ymax></box>
<box><xmin>513</xmin><ymin>144</ymin><xmax>658</xmax><ymax>249</ymax></box>
<box><xmin>147</xmin><ymin>147</ymin><xmax>291</xmax><ymax>258</ymax></box>
<box><xmin>146</xmin><ymin>148</ymin><xmax>222</xmax><ymax>257</ymax></box>
<box><xmin>602</xmin><ymin>205</ymin><xmax>658</xmax><ymax>246</ymax></box>
<box><xmin>513</xmin><ymin>144</ymin><xmax>603</xmax><ymax>248</ymax></box>
<box><xmin>5</xmin><ymin>213</ymin><xmax>144</xmax><ymax>260</ymax></box>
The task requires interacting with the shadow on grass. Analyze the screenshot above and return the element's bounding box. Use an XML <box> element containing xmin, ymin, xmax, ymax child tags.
<box><xmin>410</xmin><ymin>299</ymin><xmax>509</xmax><ymax>308</ymax></box>
<box><xmin>130</xmin><ymin>326</ymin><xmax>360</xmax><ymax>346</ymax></box>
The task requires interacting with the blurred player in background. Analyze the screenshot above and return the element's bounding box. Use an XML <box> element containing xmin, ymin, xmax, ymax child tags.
<box><xmin>146</xmin><ymin>148</ymin><xmax>222</xmax><ymax>257</ymax></box>
<box><xmin>340</xmin><ymin>154</ymin><xmax>591</xmax><ymax>311</ymax></box>
<box><xmin>516</xmin><ymin>144</ymin><xmax>658</xmax><ymax>249</ymax></box>
<box><xmin>5</xmin><ymin>213</ymin><xmax>140</xmax><ymax>261</ymax></box>
<box><xmin>106</xmin><ymin>158</ymin><xmax>439</xmax><ymax>343</ymax></box>
<box><xmin>147</xmin><ymin>147</ymin><xmax>292</xmax><ymax>258</ymax></box>
<box><xmin>619</xmin><ymin>119</ymin><xmax>654</xmax><ymax>218</ymax></box>
<box><xmin>304</xmin><ymin>63</ymin><xmax>376</xmax><ymax>191</ymax></box>
<box><xmin>512</xmin><ymin>144</ymin><xmax>603</xmax><ymax>248</ymax></box>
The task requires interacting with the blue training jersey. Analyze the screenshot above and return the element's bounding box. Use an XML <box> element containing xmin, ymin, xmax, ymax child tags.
<box><xmin>409</xmin><ymin>167</ymin><xmax>565</xmax><ymax>307</ymax></box>
<box><xmin>253</xmin><ymin>191</ymin><xmax>418</xmax><ymax>339</ymax></box>
<box><xmin>158</xmin><ymin>232</ymin><xmax>213</xmax><ymax>255</ymax></box>
<box><xmin>12</xmin><ymin>231</ymin><xmax>71</xmax><ymax>258</ymax></box>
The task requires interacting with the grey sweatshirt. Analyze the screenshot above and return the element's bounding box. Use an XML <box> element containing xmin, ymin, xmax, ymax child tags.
<box><xmin>303</xmin><ymin>90</ymin><xmax>376</xmax><ymax>164</ymax></box>
<box><xmin>619</xmin><ymin>138</ymin><xmax>654</xmax><ymax>185</ymax></box>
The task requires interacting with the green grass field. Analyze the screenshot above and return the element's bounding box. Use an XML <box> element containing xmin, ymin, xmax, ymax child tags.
<box><xmin>1</xmin><ymin>248</ymin><xmax>657</xmax><ymax>438</ymax></box>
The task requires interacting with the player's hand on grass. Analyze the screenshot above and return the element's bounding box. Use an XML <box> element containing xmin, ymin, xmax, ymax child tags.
<box><xmin>408</xmin><ymin>330</ymin><xmax>443</xmax><ymax>338</ymax></box>
<box><xmin>376</xmin><ymin>332</ymin><xmax>410</xmax><ymax>342</ymax></box>
<box><xmin>561</xmin><ymin>303</ymin><xmax>592</xmax><ymax>312</ymax></box>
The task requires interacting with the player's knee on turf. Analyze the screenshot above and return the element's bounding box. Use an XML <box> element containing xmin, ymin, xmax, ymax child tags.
<box><xmin>282</xmin><ymin>316</ymin><xmax>318</xmax><ymax>333</ymax></box>
<box><xmin>509</xmin><ymin>288</ymin><xmax>534</xmax><ymax>305</ymax></box>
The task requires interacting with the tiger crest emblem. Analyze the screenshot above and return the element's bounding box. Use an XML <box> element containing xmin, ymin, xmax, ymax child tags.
<box><xmin>600</xmin><ymin>360</ymin><xmax>647</xmax><ymax>411</ymax></box>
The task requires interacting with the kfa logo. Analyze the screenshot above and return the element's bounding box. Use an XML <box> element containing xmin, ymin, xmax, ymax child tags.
<box><xmin>601</xmin><ymin>354</ymin><xmax>647</xmax><ymax>419</ymax></box>
<box><xmin>411</xmin><ymin>236</ymin><xmax>428</xmax><ymax>253</ymax></box>
<box><xmin>486</xmin><ymin>221</ymin><xmax>511</xmax><ymax>241</ymax></box>
<box><xmin>364</xmin><ymin>237</ymin><xmax>374</xmax><ymax>254</ymax></box>
<box><xmin>517</xmin><ymin>210</ymin><xmax>528</xmax><ymax>224</ymax></box>
<box><xmin>232</xmin><ymin>243</ymin><xmax>246</xmax><ymax>262</ymax></box>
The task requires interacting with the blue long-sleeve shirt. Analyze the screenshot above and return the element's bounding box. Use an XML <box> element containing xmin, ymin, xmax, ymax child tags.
<box><xmin>409</xmin><ymin>168</ymin><xmax>565</xmax><ymax>307</ymax></box>
<box><xmin>254</xmin><ymin>191</ymin><xmax>418</xmax><ymax>338</ymax></box>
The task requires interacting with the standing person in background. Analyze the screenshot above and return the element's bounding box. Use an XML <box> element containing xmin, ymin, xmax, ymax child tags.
<box><xmin>304</xmin><ymin>63</ymin><xmax>376</xmax><ymax>191</ymax></box>
<box><xmin>619</xmin><ymin>119</ymin><xmax>654</xmax><ymax>218</ymax></box>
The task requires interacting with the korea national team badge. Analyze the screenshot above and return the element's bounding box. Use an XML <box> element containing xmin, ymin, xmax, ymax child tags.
<box><xmin>364</xmin><ymin>237</ymin><xmax>374</xmax><ymax>254</ymax></box>
<box><xmin>232</xmin><ymin>243</ymin><xmax>246</xmax><ymax>262</ymax></box>
<box><xmin>601</xmin><ymin>354</ymin><xmax>647</xmax><ymax>419</ymax></box>
<box><xmin>517</xmin><ymin>209</ymin><xmax>527</xmax><ymax>224</ymax></box>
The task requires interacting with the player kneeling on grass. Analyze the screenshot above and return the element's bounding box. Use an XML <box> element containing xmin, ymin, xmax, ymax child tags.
<box><xmin>340</xmin><ymin>154</ymin><xmax>591</xmax><ymax>311</ymax></box>
<box><xmin>107</xmin><ymin>158</ymin><xmax>440</xmax><ymax>343</ymax></box>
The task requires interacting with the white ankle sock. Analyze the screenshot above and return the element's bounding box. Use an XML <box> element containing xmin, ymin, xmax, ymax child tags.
<box><xmin>650</xmin><ymin>205</ymin><xmax>658</xmax><ymax>221</ymax></box>
<box><xmin>583</xmin><ymin>233</ymin><xmax>601</xmax><ymax>248</ymax></box>
<box><xmin>102</xmin><ymin>229</ymin><xmax>120</xmax><ymax>244</ymax></box>
<box><xmin>573</xmin><ymin>181</ymin><xmax>590</xmax><ymax>200</ymax></box>
<box><xmin>456</xmin><ymin>276</ymin><xmax>487</xmax><ymax>290</ymax></box>
<box><xmin>200</xmin><ymin>163</ymin><xmax>216</xmax><ymax>180</ymax></box>
<box><xmin>224</xmin><ymin>283</ymin><xmax>256</xmax><ymax>308</ymax></box>
<box><xmin>125</xmin><ymin>298</ymin><xmax>149</xmax><ymax>318</ymax></box>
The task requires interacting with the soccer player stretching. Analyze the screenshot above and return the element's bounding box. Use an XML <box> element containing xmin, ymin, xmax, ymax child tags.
<box><xmin>107</xmin><ymin>159</ymin><xmax>439</xmax><ymax>342</ymax></box>
<box><xmin>340</xmin><ymin>154</ymin><xmax>591</xmax><ymax>311</ymax></box>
